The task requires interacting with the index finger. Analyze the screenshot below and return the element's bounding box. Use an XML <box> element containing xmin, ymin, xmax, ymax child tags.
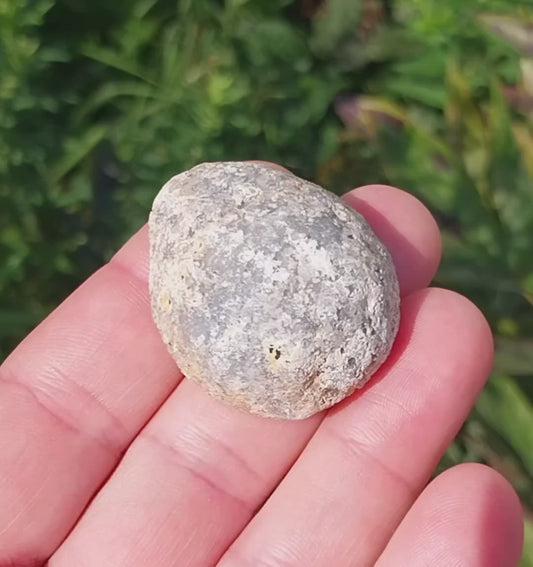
<box><xmin>0</xmin><ymin>183</ymin><xmax>440</xmax><ymax>565</ymax></box>
<box><xmin>0</xmin><ymin>225</ymin><xmax>180</xmax><ymax>564</ymax></box>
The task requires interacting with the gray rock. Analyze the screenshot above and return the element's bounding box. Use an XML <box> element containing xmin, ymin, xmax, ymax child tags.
<box><xmin>149</xmin><ymin>162</ymin><xmax>400</xmax><ymax>419</ymax></box>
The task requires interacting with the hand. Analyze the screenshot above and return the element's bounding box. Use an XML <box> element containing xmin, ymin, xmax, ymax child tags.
<box><xmin>0</xmin><ymin>179</ymin><xmax>523</xmax><ymax>567</ymax></box>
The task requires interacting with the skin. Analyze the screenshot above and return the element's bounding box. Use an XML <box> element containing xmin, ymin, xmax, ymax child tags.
<box><xmin>0</xmin><ymin>171</ymin><xmax>524</xmax><ymax>567</ymax></box>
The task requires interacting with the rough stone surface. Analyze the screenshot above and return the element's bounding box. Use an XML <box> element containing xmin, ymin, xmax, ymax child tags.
<box><xmin>149</xmin><ymin>162</ymin><xmax>400</xmax><ymax>419</ymax></box>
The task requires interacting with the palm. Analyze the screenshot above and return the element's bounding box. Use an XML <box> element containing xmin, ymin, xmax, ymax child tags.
<box><xmin>0</xmin><ymin>178</ymin><xmax>523</xmax><ymax>567</ymax></box>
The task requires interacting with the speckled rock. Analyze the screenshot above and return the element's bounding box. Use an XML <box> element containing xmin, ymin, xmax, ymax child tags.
<box><xmin>149</xmin><ymin>162</ymin><xmax>400</xmax><ymax>419</ymax></box>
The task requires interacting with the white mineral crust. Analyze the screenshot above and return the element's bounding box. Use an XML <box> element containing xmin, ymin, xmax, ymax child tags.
<box><xmin>149</xmin><ymin>162</ymin><xmax>400</xmax><ymax>419</ymax></box>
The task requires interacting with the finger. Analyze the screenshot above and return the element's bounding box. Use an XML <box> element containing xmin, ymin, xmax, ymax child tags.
<box><xmin>49</xmin><ymin>186</ymin><xmax>441</xmax><ymax>567</ymax></box>
<box><xmin>0</xmin><ymin>226</ymin><xmax>180</xmax><ymax>564</ymax></box>
<box><xmin>376</xmin><ymin>463</ymin><xmax>523</xmax><ymax>567</ymax></box>
<box><xmin>342</xmin><ymin>185</ymin><xmax>441</xmax><ymax>297</ymax></box>
<box><xmin>218</xmin><ymin>289</ymin><xmax>494</xmax><ymax>567</ymax></box>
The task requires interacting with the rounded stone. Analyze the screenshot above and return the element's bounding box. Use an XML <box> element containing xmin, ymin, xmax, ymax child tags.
<box><xmin>149</xmin><ymin>162</ymin><xmax>400</xmax><ymax>419</ymax></box>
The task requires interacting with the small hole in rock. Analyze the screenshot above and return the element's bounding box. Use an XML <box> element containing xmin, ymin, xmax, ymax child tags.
<box><xmin>340</xmin><ymin>347</ymin><xmax>345</xmax><ymax>354</ymax></box>
<box><xmin>274</xmin><ymin>349</ymin><xmax>281</xmax><ymax>360</ymax></box>
<box><xmin>347</xmin><ymin>357</ymin><xmax>356</xmax><ymax>367</ymax></box>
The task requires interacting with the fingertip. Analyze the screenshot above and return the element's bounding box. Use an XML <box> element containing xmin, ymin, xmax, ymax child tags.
<box><xmin>440</xmin><ymin>462</ymin><xmax>523</xmax><ymax>518</ymax></box>
<box><xmin>344</xmin><ymin>185</ymin><xmax>442</xmax><ymax>296</ymax></box>
<box><xmin>436</xmin><ymin>288</ymin><xmax>495</xmax><ymax>359</ymax></box>
<box><xmin>378</xmin><ymin>463</ymin><xmax>524</xmax><ymax>567</ymax></box>
<box><xmin>399</xmin><ymin>287</ymin><xmax>494</xmax><ymax>384</ymax></box>
<box><xmin>430</xmin><ymin>463</ymin><xmax>524</xmax><ymax>567</ymax></box>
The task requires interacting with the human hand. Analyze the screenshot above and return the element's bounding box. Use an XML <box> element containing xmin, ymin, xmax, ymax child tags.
<box><xmin>0</xmin><ymin>177</ymin><xmax>523</xmax><ymax>566</ymax></box>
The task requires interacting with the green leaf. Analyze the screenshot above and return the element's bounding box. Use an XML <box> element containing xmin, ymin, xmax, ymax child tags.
<box><xmin>75</xmin><ymin>80</ymin><xmax>157</xmax><ymax>122</ymax></box>
<box><xmin>82</xmin><ymin>44</ymin><xmax>155</xmax><ymax>84</ymax></box>
<box><xmin>523</xmin><ymin>518</ymin><xmax>533</xmax><ymax>567</ymax></box>
<box><xmin>476</xmin><ymin>375</ymin><xmax>533</xmax><ymax>478</ymax></box>
<box><xmin>495</xmin><ymin>338</ymin><xmax>533</xmax><ymax>376</ymax></box>
<box><xmin>521</xmin><ymin>59</ymin><xmax>533</xmax><ymax>96</ymax></box>
<box><xmin>48</xmin><ymin>125</ymin><xmax>108</xmax><ymax>182</ymax></box>
<box><xmin>384</xmin><ymin>75</ymin><xmax>448</xmax><ymax>108</ymax></box>
<box><xmin>311</xmin><ymin>0</ymin><xmax>364</xmax><ymax>54</ymax></box>
<box><xmin>239</xmin><ymin>19</ymin><xmax>310</xmax><ymax>67</ymax></box>
<box><xmin>513</xmin><ymin>124</ymin><xmax>533</xmax><ymax>179</ymax></box>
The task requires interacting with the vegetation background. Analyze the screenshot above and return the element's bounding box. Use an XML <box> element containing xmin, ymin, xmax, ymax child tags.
<box><xmin>2</xmin><ymin>0</ymin><xmax>533</xmax><ymax>561</ymax></box>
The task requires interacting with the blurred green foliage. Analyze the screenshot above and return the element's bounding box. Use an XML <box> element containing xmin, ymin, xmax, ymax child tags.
<box><xmin>1</xmin><ymin>0</ymin><xmax>533</xmax><ymax>561</ymax></box>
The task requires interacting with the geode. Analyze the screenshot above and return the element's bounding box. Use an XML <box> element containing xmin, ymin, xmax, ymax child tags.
<box><xmin>149</xmin><ymin>162</ymin><xmax>400</xmax><ymax>419</ymax></box>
